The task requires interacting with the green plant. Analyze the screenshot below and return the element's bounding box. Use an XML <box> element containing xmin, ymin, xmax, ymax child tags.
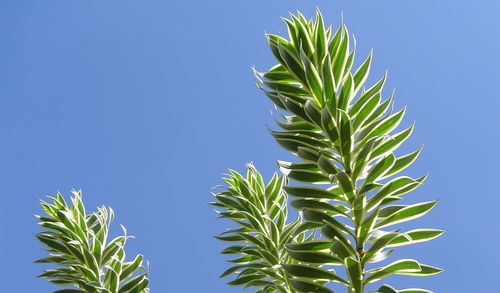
<box><xmin>214</xmin><ymin>9</ymin><xmax>442</xmax><ymax>293</ymax></box>
<box><xmin>35</xmin><ymin>190</ymin><xmax>149</xmax><ymax>293</ymax></box>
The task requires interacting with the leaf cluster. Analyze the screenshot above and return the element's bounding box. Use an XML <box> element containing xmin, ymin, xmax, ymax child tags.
<box><xmin>215</xmin><ymin>9</ymin><xmax>443</xmax><ymax>293</ymax></box>
<box><xmin>35</xmin><ymin>190</ymin><xmax>149</xmax><ymax>293</ymax></box>
<box><xmin>212</xmin><ymin>163</ymin><xmax>305</xmax><ymax>293</ymax></box>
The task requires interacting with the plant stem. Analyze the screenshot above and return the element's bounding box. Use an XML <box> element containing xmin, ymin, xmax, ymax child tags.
<box><xmin>284</xmin><ymin>274</ymin><xmax>294</xmax><ymax>293</ymax></box>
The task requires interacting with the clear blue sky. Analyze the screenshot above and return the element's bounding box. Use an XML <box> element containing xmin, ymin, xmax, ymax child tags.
<box><xmin>1</xmin><ymin>1</ymin><xmax>498</xmax><ymax>292</ymax></box>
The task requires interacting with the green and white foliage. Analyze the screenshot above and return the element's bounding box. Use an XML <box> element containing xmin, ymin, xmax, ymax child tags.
<box><xmin>212</xmin><ymin>163</ymin><xmax>307</xmax><ymax>293</ymax></box>
<box><xmin>35</xmin><ymin>190</ymin><xmax>149</xmax><ymax>293</ymax></box>
<box><xmin>251</xmin><ymin>10</ymin><xmax>443</xmax><ymax>293</ymax></box>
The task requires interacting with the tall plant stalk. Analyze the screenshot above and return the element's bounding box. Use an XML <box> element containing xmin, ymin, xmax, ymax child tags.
<box><xmin>214</xmin><ymin>9</ymin><xmax>442</xmax><ymax>293</ymax></box>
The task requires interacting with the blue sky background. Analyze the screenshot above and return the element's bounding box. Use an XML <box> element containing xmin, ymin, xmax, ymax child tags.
<box><xmin>1</xmin><ymin>0</ymin><xmax>499</xmax><ymax>292</ymax></box>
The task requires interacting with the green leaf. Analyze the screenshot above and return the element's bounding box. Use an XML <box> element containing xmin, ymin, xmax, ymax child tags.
<box><xmin>375</xmin><ymin>201</ymin><xmax>438</xmax><ymax>229</ymax></box>
<box><xmin>263</xmin><ymin>68</ymin><xmax>296</xmax><ymax>83</ymax></box>
<box><xmin>282</xmin><ymin>159</ymin><xmax>323</xmax><ymax>181</ymax></box>
<box><xmin>283</xmin><ymin>264</ymin><xmax>348</xmax><ymax>284</ymax></box>
<box><xmin>304</xmin><ymin>209</ymin><xmax>353</xmax><ymax>237</ymax></box>
<box><xmin>321</xmin><ymin>107</ymin><xmax>339</xmax><ymax>144</ymax></box>
<box><xmin>297</xmin><ymin>146</ymin><xmax>321</xmax><ymax>162</ymax></box>
<box><xmin>36</xmin><ymin>233</ymin><xmax>71</xmax><ymax>255</ymax></box>
<box><xmin>352</xmin><ymin>93</ymin><xmax>381</xmax><ymax>131</ymax></box>
<box><xmin>227</xmin><ymin>274</ymin><xmax>263</xmax><ymax>286</ymax></box>
<box><xmin>352</xmin><ymin>137</ymin><xmax>380</xmax><ymax>181</ymax></box>
<box><xmin>338</xmin><ymin>110</ymin><xmax>353</xmax><ymax>167</ymax></box>
<box><xmin>284</xmin><ymin>186</ymin><xmax>336</xmax><ymax>199</ymax></box>
<box><xmin>345</xmin><ymin>257</ymin><xmax>363</xmax><ymax>292</ymax></box>
<box><xmin>120</xmin><ymin>254</ymin><xmax>144</xmax><ymax>281</ymax></box>
<box><xmin>358</xmin><ymin>208</ymin><xmax>379</xmax><ymax>245</ymax></box>
<box><xmin>283</xmin><ymin>17</ymin><xmax>299</xmax><ymax>48</ymax></box>
<box><xmin>328</xmin><ymin>27</ymin><xmax>342</xmax><ymax>67</ymax></box>
<box><xmin>292</xmin><ymin>13</ymin><xmax>315</xmax><ymax>57</ymax></box>
<box><xmin>304</xmin><ymin>100</ymin><xmax>323</xmax><ymax>126</ymax></box>
<box><xmin>344</xmin><ymin>50</ymin><xmax>355</xmax><ymax>78</ymax></box>
<box><xmin>335</xmin><ymin>171</ymin><xmax>355</xmax><ymax>203</ymax></box>
<box><xmin>383</xmin><ymin>147</ymin><xmax>423</xmax><ymax>179</ymax></box>
<box><xmin>353</xmin><ymin>50</ymin><xmax>372</xmax><ymax>94</ymax></box>
<box><xmin>372</xmin><ymin>285</ymin><xmax>433</xmax><ymax>293</ymax></box>
<box><xmin>286</xmin><ymin>240</ymin><xmax>332</xmax><ymax>251</ymax></box>
<box><xmin>301</xmin><ymin>49</ymin><xmax>324</xmax><ymax>101</ymax></box>
<box><xmin>332</xmin><ymin>26</ymin><xmax>349</xmax><ymax>86</ymax></box>
<box><xmin>366</xmin><ymin>176</ymin><xmax>422</xmax><ymax>211</ymax></box>
<box><xmin>245</xmin><ymin>280</ymin><xmax>282</xmax><ymax>290</ymax></box>
<box><xmin>314</xmin><ymin>9</ymin><xmax>327</xmax><ymax>61</ymax></box>
<box><xmin>322</xmin><ymin>56</ymin><xmax>335</xmax><ymax>107</ymax></box>
<box><xmin>364</xmin><ymin>259</ymin><xmax>421</xmax><ymax>284</ymax></box>
<box><xmin>364</xmin><ymin>154</ymin><xmax>396</xmax><ymax>183</ymax></box>
<box><xmin>399</xmin><ymin>289</ymin><xmax>433</xmax><ymax>293</ymax></box>
<box><xmin>286</xmin><ymin>249</ymin><xmax>343</xmax><ymax>264</ymax></box>
<box><xmin>275</xmin><ymin>93</ymin><xmax>309</xmax><ymax>121</ymax></box>
<box><xmin>349</xmin><ymin>74</ymin><xmax>386</xmax><ymax>117</ymax></box>
<box><xmin>357</xmin><ymin>97</ymin><xmax>392</xmax><ymax>134</ymax></box>
<box><xmin>321</xmin><ymin>222</ymin><xmax>356</xmax><ymax>256</ymax></box>
<box><xmin>272</xmin><ymin>130</ymin><xmax>329</xmax><ymax>152</ymax></box>
<box><xmin>374</xmin><ymin>284</ymin><xmax>398</xmax><ymax>293</ymax></box>
<box><xmin>267</xmin><ymin>34</ymin><xmax>307</xmax><ymax>84</ymax></box>
<box><xmin>277</xmin><ymin>118</ymin><xmax>317</xmax><ymax>132</ymax></box>
<box><xmin>289</xmin><ymin>278</ymin><xmax>335</xmax><ymax>293</ymax></box>
<box><xmin>317</xmin><ymin>155</ymin><xmax>340</xmax><ymax>175</ymax></box>
<box><xmin>104</xmin><ymin>267</ymin><xmax>119</xmax><ymax>292</ymax></box>
<box><xmin>282</xmin><ymin>169</ymin><xmax>330</xmax><ymax>184</ymax></box>
<box><xmin>387</xmin><ymin>229</ymin><xmax>444</xmax><ymax>248</ymax></box>
<box><xmin>338</xmin><ymin>74</ymin><xmax>354</xmax><ymax>110</ymax></box>
<box><xmin>369</xmin><ymin>123</ymin><xmax>414</xmax><ymax>159</ymax></box>
<box><xmin>397</xmin><ymin>264</ymin><xmax>443</xmax><ymax>276</ymax></box>
<box><xmin>291</xmin><ymin>199</ymin><xmax>349</xmax><ymax>217</ymax></box>
<box><xmin>362</xmin><ymin>232</ymin><xmax>399</xmax><ymax>264</ymax></box>
<box><xmin>264</xmin><ymin>80</ymin><xmax>309</xmax><ymax>96</ymax></box>
<box><xmin>368</xmin><ymin>248</ymin><xmax>394</xmax><ymax>264</ymax></box>
<box><xmin>361</xmin><ymin>107</ymin><xmax>406</xmax><ymax>145</ymax></box>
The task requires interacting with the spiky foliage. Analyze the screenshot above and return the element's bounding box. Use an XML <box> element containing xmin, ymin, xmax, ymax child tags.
<box><xmin>35</xmin><ymin>190</ymin><xmax>149</xmax><ymax>293</ymax></box>
<box><xmin>212</xmin><ymin>163</ymin><xmax>305</xmax><ymax>293</ymax></box>
<box><xmin>249</xmin><ymin>10</ymin><xmax>442</xmax><ymax>293</ymax></box>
